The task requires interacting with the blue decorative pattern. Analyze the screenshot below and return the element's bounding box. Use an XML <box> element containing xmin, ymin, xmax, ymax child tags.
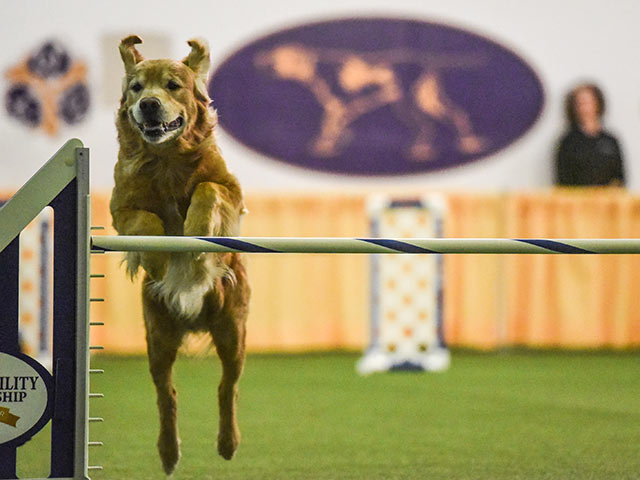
<box><xmin>515</xmin><ymin>239</ymin><xmax>594</xmax><ymax>254</ymax></box>
<box><xmin>358</xmin><ymin>238</ymin><xmax>439</xmax><ymax>253</ymax></box>
<box><xmin>197</xmin><ymin>237</ymin><xmax>278</xmax><ymax>253</ymax></box>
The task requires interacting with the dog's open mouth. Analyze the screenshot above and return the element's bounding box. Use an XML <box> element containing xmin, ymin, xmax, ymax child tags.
<box><xmin>137</xmin><ymin>116</ymin><xmax>184</xmax><ymax>140</ymax></box>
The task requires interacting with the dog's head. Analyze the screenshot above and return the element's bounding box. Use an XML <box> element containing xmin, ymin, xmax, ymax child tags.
<box><xmin>118</xmin><ymin>35</ymin><xmax>213</xmax><ymax>146</ymax></box>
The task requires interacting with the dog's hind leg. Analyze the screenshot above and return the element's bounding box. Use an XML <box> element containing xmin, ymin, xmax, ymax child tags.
<box><xmin>142</xmin><ymin>280</ymin><xmax>184</xmax><ymax>475</ymax></box>
<box><xmin>210</xmin><ymin>286</ymin><xmax>248</xmax><ymax>460</ymax></box>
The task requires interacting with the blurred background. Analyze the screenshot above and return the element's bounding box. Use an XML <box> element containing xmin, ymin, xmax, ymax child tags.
<box><xmin>3</xmin><ymin>1</ymin><xmax>640</xmax><ymax>479</ymax></box>
<box><xmin>2</xmin><ymin>0</ymin><xmax>640</xmax><ymax>355</ymax></box>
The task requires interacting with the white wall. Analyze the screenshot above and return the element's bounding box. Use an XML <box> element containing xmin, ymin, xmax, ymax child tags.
<box><xmin>1</xmin><ymin>0</ymin><xmax>639</xmax><ymax>192</ymax></box>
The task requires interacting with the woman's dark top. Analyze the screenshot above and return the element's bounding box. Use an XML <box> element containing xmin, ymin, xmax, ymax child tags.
<box><xmin>555</xmin><ymin>129</ymin><xmax>625</xmax><ymax>186</ymax></box>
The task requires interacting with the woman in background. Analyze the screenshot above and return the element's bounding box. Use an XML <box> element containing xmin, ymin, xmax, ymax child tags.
<box><xmin>555</xmin><ymin>83</ymin><xmax>625</xmax><ymax>186</ymax></box>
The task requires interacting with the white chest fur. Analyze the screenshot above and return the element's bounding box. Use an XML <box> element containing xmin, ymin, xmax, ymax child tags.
<box><xmin>149</xmin><ymin>252</ymin><xmax>235</xmax><ymax>321</ymax></box>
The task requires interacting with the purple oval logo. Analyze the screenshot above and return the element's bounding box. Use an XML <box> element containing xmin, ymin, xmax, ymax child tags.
<box><xmin>210</xmin><ymin>18</ymin><xmax>544</xmax><ymax>176</ymax></box>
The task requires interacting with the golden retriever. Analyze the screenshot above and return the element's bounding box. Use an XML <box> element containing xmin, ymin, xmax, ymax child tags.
<box><xmin>110</xmin><ymin>35</ymin><xmax>250</xmax><ymax>474</ymax></box>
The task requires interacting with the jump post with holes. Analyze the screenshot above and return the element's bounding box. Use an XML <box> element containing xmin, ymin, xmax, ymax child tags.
<box><xmin>3</xmin><ymin>140</ymin><xmax>640</xmax><ymax>479</ymax></box>
<box><xmin>0</xmin><ymin>139</ymin><xmax>91</xmax><ymax>480</ymax></box>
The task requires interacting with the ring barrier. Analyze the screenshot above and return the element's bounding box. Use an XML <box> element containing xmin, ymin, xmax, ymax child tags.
<box><xmin>2</xmin><ymin>139</ymin><xmax>640</xmax><ymax>479</ymax></box>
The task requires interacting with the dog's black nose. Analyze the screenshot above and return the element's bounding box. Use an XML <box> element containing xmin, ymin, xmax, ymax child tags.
<box><xmin>139</xmin><ymin>97</ymin><xmax>161</xmax><ymax>115</ymax></box>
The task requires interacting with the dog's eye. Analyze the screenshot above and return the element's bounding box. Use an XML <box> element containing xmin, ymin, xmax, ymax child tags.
<box><xmin>130</xmin><ymin>82</ymin><xmax>143</xmax><ymax>93</ymax></box>
<box><xmin>166</xmin><ymin>80</ymin><xmax>181</xmax><ymax>91</ymax></box>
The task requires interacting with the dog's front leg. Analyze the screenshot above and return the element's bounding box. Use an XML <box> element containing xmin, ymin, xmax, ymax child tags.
<box><xmin>111</xmin><ymin>209</ymin><xmax>169</xmax><ymax>280</ymax></box>
<box><xmin>184</xmin><ymin>182</ymin><xmax>237</xmax><ymax>238</ymax></box>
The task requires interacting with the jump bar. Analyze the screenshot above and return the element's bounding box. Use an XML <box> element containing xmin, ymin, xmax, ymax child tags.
<box><xmin>90</xmin><ymin>236</ymin><xmax>640</xmax><ymax>255</ymax></box>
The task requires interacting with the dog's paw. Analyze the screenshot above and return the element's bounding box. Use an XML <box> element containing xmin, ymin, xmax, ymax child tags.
<box><xmin>217</xmin><ymin>428</ymin><xmax>240</xmax><ymax>460</ymax></box>
<box><xmin>158</xmin><ymin>432</ymin><xmax>181</xmax><ymax>475</ymax></box>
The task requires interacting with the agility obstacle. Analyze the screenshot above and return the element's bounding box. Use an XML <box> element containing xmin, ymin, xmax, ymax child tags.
<box><xmin>4</xmin><ymin>139</ymin><xmax>640</xmax><ymax>479</ymax></box>
<box><xmin>0</xmin><ymin>140</ymin><xmax>93</xmax><ymax>480</ymax></box>
<box><xmin>91</xmin><ymin>235</ymin><xmax>640</xmax><ymax>255</ymax></box>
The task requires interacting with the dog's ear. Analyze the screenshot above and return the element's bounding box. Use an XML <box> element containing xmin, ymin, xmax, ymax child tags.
<box><xmin>119</xmin><ymin>35</ymin><xmax>144</xmax><ymax>74</ymax></box>
<box><xmin>182</xmin><ymin>38</ymin><xmax>210</xmax><ymax>83</ymax></box>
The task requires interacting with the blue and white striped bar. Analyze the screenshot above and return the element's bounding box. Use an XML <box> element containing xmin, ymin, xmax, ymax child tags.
<box><xmin>91</xmin><ymin>236</ymin><xmax>640</xmax><ymax>255</ymax></box>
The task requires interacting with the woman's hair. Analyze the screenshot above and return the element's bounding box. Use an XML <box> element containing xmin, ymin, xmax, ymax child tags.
<box><xmin>564</xmin><ymin>82</ymin><xmax>606</xmax><ymax>129</ymax></box>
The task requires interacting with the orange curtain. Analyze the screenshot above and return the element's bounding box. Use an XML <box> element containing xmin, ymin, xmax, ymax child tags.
<box><xmin>86</xmin><ymin>189</ymin><xmax>640</xmax><ymax>353</ymax></box>
<box><xmin>443</xmin><ymin>194</ymin><xmax>506</xmax><ymax>349</ymax></box>
<box><xmin>502</xmin><ymin>190</ymin><xmax>640</xmax><ymax>348</ymax></box>
<box><xmin>89</xmin><ymin>192</ymin><xmax>370</xmax><ymax>353</ymax></box>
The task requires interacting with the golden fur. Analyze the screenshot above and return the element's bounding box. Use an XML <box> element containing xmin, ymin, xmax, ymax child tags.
<box><xmin>110</xmin><ymin>35</ymin><xmax>250</xmax><ymax>474</ymax></box>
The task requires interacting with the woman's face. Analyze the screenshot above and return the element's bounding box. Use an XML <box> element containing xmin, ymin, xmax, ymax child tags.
<box><xmin>574</xmin><ymin>87</ymin><xmax>600</xmax><ymax>126</ymax></box>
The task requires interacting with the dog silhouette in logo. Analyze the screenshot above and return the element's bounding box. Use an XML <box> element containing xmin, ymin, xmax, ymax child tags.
<box><xmin>255</xmin><ymin>44</ymin><xmax>488</xmax><ymax>161</ymax></box>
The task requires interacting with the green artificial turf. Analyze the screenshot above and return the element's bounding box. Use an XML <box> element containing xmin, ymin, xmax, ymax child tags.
<box><xmin>16</xmin><ymin>351</ymin><xmax>640</xmax><ymax>479</ymax></box>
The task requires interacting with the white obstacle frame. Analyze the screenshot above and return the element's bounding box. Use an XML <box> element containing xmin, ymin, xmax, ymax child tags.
<box><xmin>358</xmin><ymin>194</ymin><xmax>449</xmax><ymax>373</ymax></box>
<box><xmin>4</xmin><ymin>139</ymin><xmax>640</xmax><ymax>479</ymax></box>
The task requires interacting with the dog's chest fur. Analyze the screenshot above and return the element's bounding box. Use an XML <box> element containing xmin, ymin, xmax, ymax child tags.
<box><xmin>143</xmin><ymin>158</ymin><xmax>193</xmax><ymax>233</ymax></box>
<box><xmin>127</xmin><ymin>158</ymin><xmax>230</xmax><ymax>323</ymax></box>
<box><xmin>152</xmin><ymin>182</ymin><xmax>187</xmax><ymax>237</ymax></box>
